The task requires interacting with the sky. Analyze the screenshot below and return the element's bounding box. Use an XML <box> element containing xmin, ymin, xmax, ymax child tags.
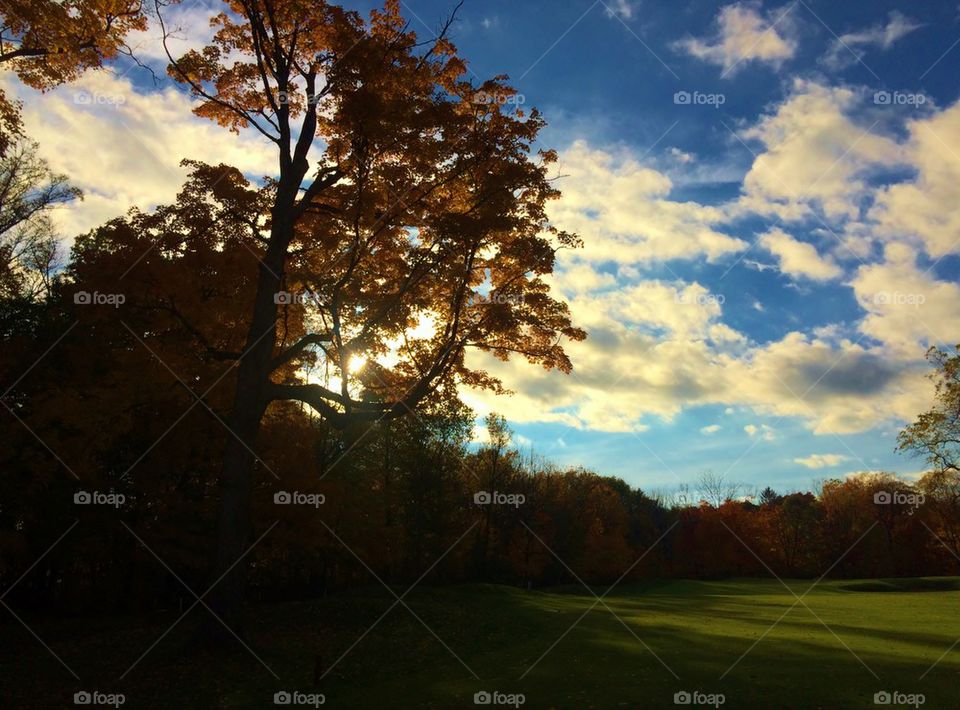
<box><xmin>9</xmin><ymin>0</ymin><xmax>960</xmax><ymax>496</ymax></box>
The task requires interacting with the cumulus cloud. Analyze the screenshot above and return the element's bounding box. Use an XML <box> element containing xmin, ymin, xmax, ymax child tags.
<box><xmin>460</xmin><ymin>103</ymin><xmax>960</xmax><ymax>439</ymax></box>
<box><xmin>673</xmin><ymin>2</ymin><xmax>797</xmax><ymax>75</ymax></box>
<box><xmin>866</xmin><ymin>102</ymin><xmax>960</xmax><ymax>259</ymax></box>
<box><xmin>734</xmin><ymin>85</ymin><xmax>960</xmax><ymax>265</ymax></box>
<box><xmin>850</xmin><ymin>242</ymin><xmax>960</xmax><ymax>359</ymax></box>
<box><xmin>736</xmin><ymin>80</ymin><xmax>902</xmax><ymax>222</ymax></box>
<box><xmin>822</xmin><ymin>11</ymin><xmax>922</xmax><ymax>70</ymax></box>
<box><xmin>759</xmin><ymin>228</ymin><xmax>842</xmax><ymax>281</ymax></box>
<box><xmin>794</xmin><ymin>453</ymin><xmax>850</xmax><ymax>469</ymax></box>
<box><xmin>549</xmin><ymin>141</ymin><xmax>747</xmax><ymax>264</ymax></box>
<box><xmin>464</xmin><ymin>281</ymin><xmax>929</xmax><ymax>436</ymax></box>
<box><xmin>7</xmin><ymin>72</ymin><xmax>276</xmax><ymax>240</ymax></box>
<box><xmin>701</xmin><ymin>424</ymin><xmax>722</xmax><ymax>435</ymax></box>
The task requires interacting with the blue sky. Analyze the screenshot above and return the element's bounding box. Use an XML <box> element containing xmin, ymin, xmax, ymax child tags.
<box><xmin>10</xmin><ymin>0</ymin><xmax>960</xmax><ymax>496</ymax></box>
<box><xmin>392</xmin><ymin>0</ymin><xmax>960</xmax><ymax>494</ymax></box>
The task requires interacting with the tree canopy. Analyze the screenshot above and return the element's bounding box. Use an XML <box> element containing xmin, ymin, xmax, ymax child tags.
<box><xmin>898</xmin><ymin>345</ymin><xmax>960</xmax><ymax>475</ymax></box>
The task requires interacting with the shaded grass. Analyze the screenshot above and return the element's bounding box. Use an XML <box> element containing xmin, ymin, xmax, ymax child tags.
<box><xmin>838</xmin><ymin>578</ymin><xmax>960</xmax><ymax>593</ymax></box>
<box><xmin>1</xmin><ymin>578</ymin><xmax>958</xmax><ymax>708</ymax></box>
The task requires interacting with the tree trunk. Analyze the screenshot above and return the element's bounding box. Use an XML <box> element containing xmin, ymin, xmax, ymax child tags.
<box><xmin>208</xmin><ymin>216</ymin><xmax>290</xmax><ymax>637</ymax></box>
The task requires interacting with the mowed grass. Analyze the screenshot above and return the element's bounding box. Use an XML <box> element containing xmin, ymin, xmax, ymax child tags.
<box><xmin>3</xmin><ymin>578</ymin><xmax>958</xmax><ymax>708</ymax></box>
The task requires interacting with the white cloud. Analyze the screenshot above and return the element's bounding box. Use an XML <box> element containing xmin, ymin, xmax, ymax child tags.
<box><xmin>36</xmin><ymin>74</ymin><xmax>933</xmax><ymax>444</ymax></box>
<box><xmin>603</xmin><ymin>0</ymin><xmax>637</xmax><ymax>21</ymax></box>
<box><xmin>464</xmin><ymin>275</ymin><xmax>928</xmax><ymax>436</ymax></box>
<box><xmin>667</xmin><ymin>147</ymin><xmax>696</xmax><ymax>164</ymax></box>
<box><xmin>744</xmin><ymin>259</ymin><xmax>776</xmax><ymax>273</ymax></box>
<box><xmin>850</xmin><ymin>242</ymin><xmax>960</xmax><ymax>359</ymax></box>
<box><xmin>673</xmin><ymin>2</ymin><xmax>796</xmax><ymax>75</ymax></box>
<box><xmin>700</xmin><ymin>424</ymin><xmax>722</xmax><ymax>435</ymax></box>
<box><xmin>823</xmin><ymin>12</ymin><xmax>922</xmax><ymax>70</ymax></box>
<box><xmin>124</xmin><ymin>2</ymin><xmax>220</xmax><ymax>64</ymax></box>
<box><xmin>8</xmin><ymin>72</ymin><xmax>276</xmax><ymax>240</ymax></box>
<box><xmin>736</xmin><ymin>80</ymin><xmax>902</xmax><ymax>222</ymax></box>
<box><xmin>795</xmin><ymin>453</ymin><xmax>850</xmax><ymax>469</ymax></box>
<box><xmin>465</xmin><ymin>101</ymin><xmax>958</xmax><ymax>436</ymax></box>
<box><xmin>759</xmin><ymin>227</ymin><xmax>842</xmax><ymax>281</ymax></box>
<box><xmin>866</xmin><ymin>102</ymin><xmax>960</xmax><ymax>259</ymax></box>
<box><xmin>550</xmin><ymin>260</ymin><xmax>618</xmax><ymax>294</ymax></box>
<box><xmin>745</xmin><ymin>423</ymin><xmax>775</xmax><ymax>441</ymax></box>
<box><xmin>549</xmin><ymin>141</ymin><xmax>747</xmax><ymax>264</ymax></box>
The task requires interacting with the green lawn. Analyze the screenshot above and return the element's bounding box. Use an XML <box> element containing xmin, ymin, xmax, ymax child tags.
<box><xmin>3</xmin><ymin>578</ymin><xmax>957</xmax><ymax>708</ymax></box>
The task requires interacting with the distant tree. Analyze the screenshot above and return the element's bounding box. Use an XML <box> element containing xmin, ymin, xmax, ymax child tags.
<box><xmin>761</xmin><ymin>492</ymin><xmax>821</xmax><ymax>575</ymax></box>
<box><xmin>820</xmin><ymin>473</ymin><xmax>930</xmax><ymax>577</ymax></box>
<box><xmin>759</xmin><ymin>486</ymin><xmax>780</xmax><ymax>506</ymax></box>
<box><xmin>899</xmin><ymin>345</ymin><xmax>960</xmax><ymax>475</ymax></box>
<box><xmin>674</xmin><ymin>482</ymin><xmax>693</xmax><ymax>508</ymax></box>
<box><xmin>471</xmin><ymin>413</ymin><xmax>518</xmax><ymax>578</ymax></box>
<box><xmin>0</xmin><ymin>139</ymin><xmax>80</xmax><ymax>304</ymax></box>
<box><xmin>917</xmin><ymin>469</ymin><xmax>960</xmax><ymax>565</ymax></box>
<box><xmin>697</xmin><ymin>470</ymin><xmax>741</xmax><ymax>507</ymax></box>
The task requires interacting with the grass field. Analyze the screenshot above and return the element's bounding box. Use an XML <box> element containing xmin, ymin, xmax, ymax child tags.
<box><xmin>3</xmin><ymin>578</ymin><xmax>957</xmax><ymax>708</ymax></box>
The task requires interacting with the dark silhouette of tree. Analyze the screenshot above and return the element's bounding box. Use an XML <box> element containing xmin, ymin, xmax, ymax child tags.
<box><xmin>0</xmin><ymin>140</ymin><xmax>79</xmax><ymax>296</ymax></box>
<box><xmin>758</xmin><ymin>486</ymin><xmax>780</xmax><ymax>506</ymax></box>
<box><xmin>696</xmin><ymin>470</ymin><xmax>741</xmax><ymax>507</ymax></box>
<box><xmin>154</xmin><ymin>0</ymin><xmax>585</xmax><ymax>626</ymax></box>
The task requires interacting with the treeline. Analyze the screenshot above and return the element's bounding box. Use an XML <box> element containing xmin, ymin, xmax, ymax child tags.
<box><xmin>3</xmin><ymin>332</ymin><xmax>959</xmax><ymax>617</ymax></box>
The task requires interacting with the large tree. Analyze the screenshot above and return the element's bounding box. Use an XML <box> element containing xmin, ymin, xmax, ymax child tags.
<box><xmin>158</xmin><ymin>0</ymin><xmax>584</xmax><ymax>625</ymax></box>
